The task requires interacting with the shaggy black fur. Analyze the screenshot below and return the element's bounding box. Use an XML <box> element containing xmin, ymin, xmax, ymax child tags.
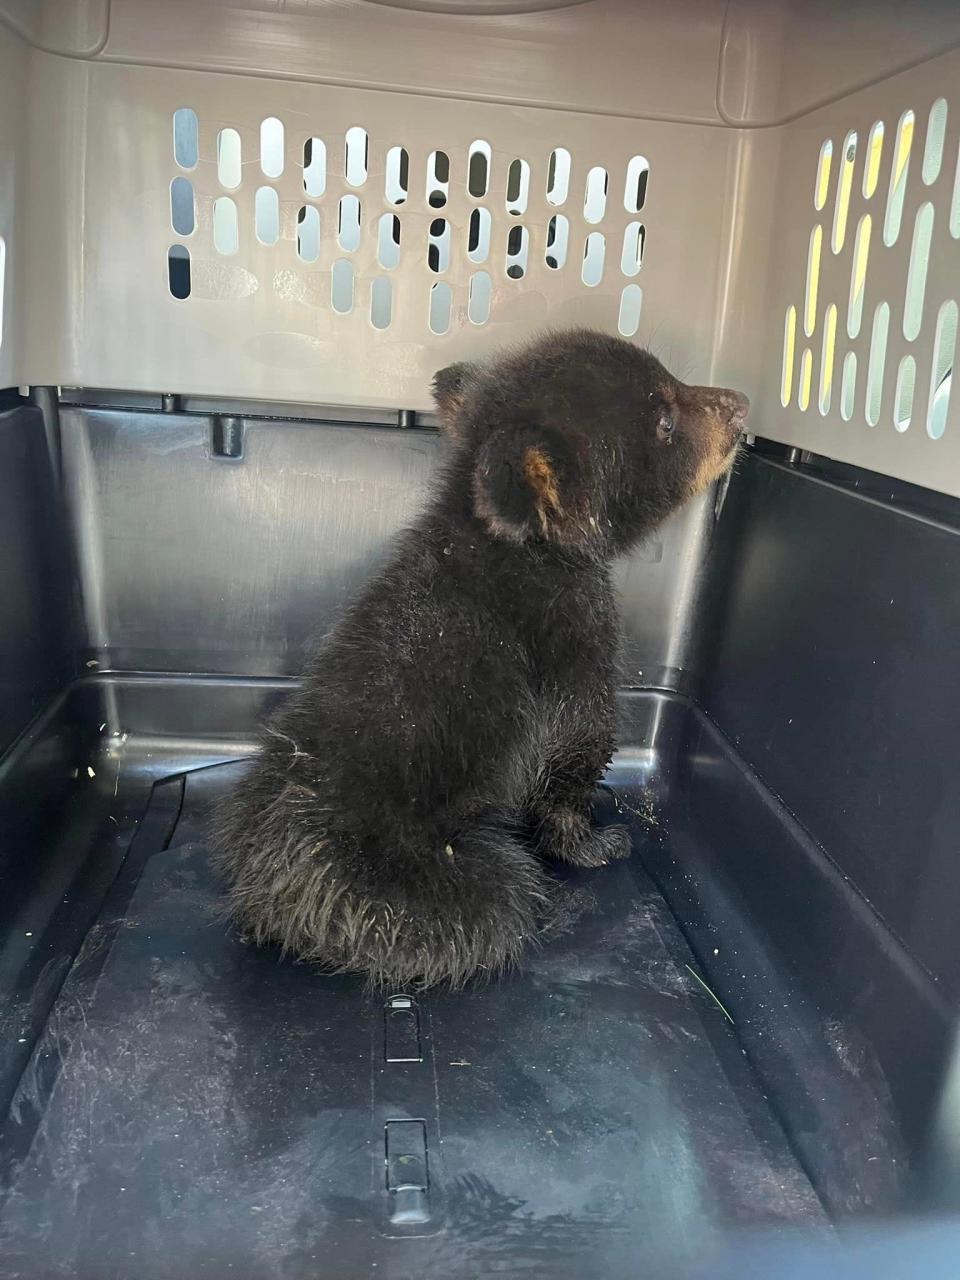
<box><xmin>213</xmin><ymin>330</ymin><xmax>748</xmax><ymax>988</ymax></box>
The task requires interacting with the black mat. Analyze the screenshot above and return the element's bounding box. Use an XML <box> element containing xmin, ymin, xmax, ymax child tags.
<box><xmin>0</xmin><ymin>764</ymin><xmax>825</xmax><ymax>1279</ymax></box>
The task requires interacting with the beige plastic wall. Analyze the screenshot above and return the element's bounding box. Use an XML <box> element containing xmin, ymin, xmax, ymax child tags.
<box><xmin>0</xmin><ymin>20</ymin><xmax>26</xmax><ymax>389</ymax></box>
<box><xmin>21</xmin><ymin>59</ymin><xmax>736</xmax><ymax>409</ymax></box>
<box><xmin>2</xmin><ymin>0</ymin><xmax>959</xmax><ymax>495</ymax></box>
<box><xmin>727</xmin><ymin>50</ymin><xmax>960</xmax><ymax>492</ymax></box>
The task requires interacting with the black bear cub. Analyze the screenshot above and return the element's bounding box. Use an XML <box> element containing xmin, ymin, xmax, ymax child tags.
<box><xmin>213</xmin><ymin>330</ymin><xmax>748</xmax><ymax>989</ymax></box>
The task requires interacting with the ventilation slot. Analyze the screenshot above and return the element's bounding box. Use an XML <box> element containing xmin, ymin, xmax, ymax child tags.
<box><xmin>385</xmin><ymin>146</ymin><xmax>408</xmax><ymax>204</ymax></box>
<box><xmin>173</xmin><ymin>108</ymin><xmax>198</xmax><ymax>170</ymax></box>
<box><xmin>847</xmin><ymin>213</ymin><xmax>871</xmax><ymax>338</ymax></box>
<box><xmin>804</xmin><ymin>225</ymin><xmax>822</xmax><ymax>336</ymax></box>
<box><xmin>303</xmin><ymin>138</ymin><xmax>326</xmax><ymax>198</ymax></box>
<box><xmin>618</xmin><ymin>284</ymin><xmax>643</xmax><ymax>337</ymax></box>
<box><xmin>798</xmin><ymin>348</ymin><xmax>813</xmax><ymax>411</ymax></box>
<box><xmin>371</xmin><ymin>277</ymin><xmax>392</xmax><ymax>330</ymax></box>
<box><xmin>217</xmin><ymin>128</ymin><xmax>242</xmax><ymax>190</ymax></box>
<box><xmin>546</xmin><ymin>214</ymin><xmax>568</xmax><ymax>269</ymax></box>
<box><xmin>547</xmin><ymin>148</ymin><xmax>571</xmax><ymax>206</ymax></box>
<box><xmin>331</xmin><ymin>259</ymin><xmax>354</xmax><ymax>314</ymax></box>
<box><xmin>468</xmin><ymin>208</ymin><xmax>491</xmax><ymax>263</ymax></box>
<box><xmin>427</xmin><ymin>151</ymin><xmax>449</xmax><ymax>209</ymax></box>
<box><xmin>581</xmin><ymin>232</ymin><xmax>605</xmax><ymax>287</ymax></box>
<box><xmin>505</xmin><ymin>225</ymin><xmax>529</xmax><ymax>279</ymax></box>
<box><xmin>620</xmin><ymin>222</ymin><xmax>644</xmax><ymax>276</ymax></box>
<box><xmin>506</xmin><ymin>159</ymin><xmax>530</xmax><ymax>216</ymax></box>
<box><xmin>832</xmin><ymin>131</ymin><xmax>857</xmax><ymax>253</ymax></box>
<box><xmin>819</xmin><ymin>304</ymin><xmax>837</xmax><ymax>414</ymax></box>
<box><xmin>863</xmin><ymin>122</ymin><xmax>884</xmax><ymax>199</ymax></box>
<box><xmin>903</xmin><ymin>202</ymin><xmax>934</xmax><ymax>341</ymax></box>
<box><xmin>428</xmin><ymin>219</ymin><xmax>450</xmax><ymax>273</ymax></box>
<box><xmin>338</xmin><ymin>195</ymin><xmax>362</xmax><ymax>252</ymax></box>
<box><xmin>584</xmin><ymin>166</ymin><xmax>608</xmax><ymax>224</ymax></box>
<box><xmin>255</xmin><ymin>187</ymin><xmax>279</xmax><ymax>245</ymax></box>
<box><xmin>883</xmin><ymin>110</ymin><xmax>914</xmax><ymax>246</ymax></box>
<box><xmin>624</xmin><ymin>156</ymin><xmax>648</xmax><ymax>212</ymax></box>
<box><xmin>840</xmin><ymin>352</ymin><xmax>857</xmax><ymax>421</ymax></box>
<box><xmin>378</xmin><ymin>214</ymin><xmax>401</xmax><ymax>269</ymax></box>
<box><xmin>213</xmin><ymin>197</ymin><xmax>239</xmax><ymax>255</ymax></box>
<box><xmin>429</xmin><ymin>281</ymin><xmax>452</xmax><ymax>335</ymax></box>
<box><xmin>866</xmin><ymin>301</ymin><xmax>890</xmax><ymax>425</ymax></box>
<box><xmin>894</xmin><ymin>355</ymin><xmax>916</xmax><ymax>432</ymax></box>
<box><xmin>170</xmin><ymin>177</ymin><xmax>194</xmax><ymax>237</ymax></box>
<box><xmin>781</xmin><ymin>306</ymin><xmax>797</xmax><ymax>406</ymax></box>
<box><xmin>928</xmin><ymin>300</ymin><xmax>957</xmax><ymax>439</ymax></box>
<box><xmin>922</xmin><ymin>98</ymin><xmax>948</xmax><ymax>185</ymax></box>
<box><xmin>168</xmin><ymin>245</ymin><xmax>190</xmax><ymax>299</ymax></box>
<box><xmin>297</xmin><ymin>206</ymin><xmax>320</xmax><ymax>263</ymax></box>
<box><xmin>345</xmin><ymin>126</ymin><xmax>368</xmax><ymax>187</ymax></box>
<box><xmin>260</xmin><ymin>117</ymin><xmax>284</xmax><ymax>179</ymax></box>
<box><xmin>468</xmin><ymin>271</ymin><xmax>491</xmax><ymax>326</ymax></box>
<box><xmin>814</xmin><ymin>140</ymin><xmax>833</xmax><ymax>210</ymax></box>
<box><xmin>468</xmin><ymin>141</ymin><xmax>491</xmax><ymax>198</ymax></box>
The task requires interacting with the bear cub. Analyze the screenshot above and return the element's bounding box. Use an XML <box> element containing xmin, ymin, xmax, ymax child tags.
<box><xmin>213</xmin><ymin>329</ymin><xmax>749</xmax><ymax>988</ymax></box>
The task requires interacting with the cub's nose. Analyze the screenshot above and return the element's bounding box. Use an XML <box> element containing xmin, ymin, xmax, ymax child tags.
<box><xmin>717</xmin><ymin>389</ymin><xmax>750</xmax><ymax>430</ymax></box>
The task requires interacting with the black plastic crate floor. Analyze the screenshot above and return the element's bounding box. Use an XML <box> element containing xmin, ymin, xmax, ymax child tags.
<box><xmin>0</xmin><ymin>761</ymin><xmax>825</xmax><ymax>1279</ymax></box>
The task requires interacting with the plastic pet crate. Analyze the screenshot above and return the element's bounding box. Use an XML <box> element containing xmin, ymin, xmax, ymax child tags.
<box><xmin>1</xmin><ymin>2</ymin><xmax>960</xmax><ymax>1276</ymax></box>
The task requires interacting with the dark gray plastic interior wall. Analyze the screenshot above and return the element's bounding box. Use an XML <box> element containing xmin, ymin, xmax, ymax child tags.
<box><xmin>674</xmin><ymin>451</ymin><xmax>960</xmax><ymax>1196</ymax></box>
<box><xmin>700</xmin><ymin>454</ymin><xmax>960</xmax><ymax>1001</ymax></box>
<box><xmin>56</xmin><ymin>403</ymin><xmax>713</xmax><ymax>691</ymax></box>
<box><xmin>0</xmin><ymin>402</ymin><xmax>75</xmax><ymax>756</ymax></box>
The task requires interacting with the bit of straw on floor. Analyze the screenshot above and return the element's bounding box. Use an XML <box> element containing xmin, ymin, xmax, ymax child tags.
<box><xmin>684</xmin><ymin>964</ymin><xmax>734</xmax><ymax>1024</ymax></box>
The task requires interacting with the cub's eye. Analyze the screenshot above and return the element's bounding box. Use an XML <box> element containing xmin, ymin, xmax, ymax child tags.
<box><xmin>647</xmin><ymin>389</ymin><xmax>675</xmax><ymax>440</ymax></box>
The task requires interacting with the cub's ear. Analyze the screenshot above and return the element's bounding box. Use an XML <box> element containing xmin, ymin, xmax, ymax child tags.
<box><xmin>431</xmin><ymin>362</ymin><xmax>480</xmax><ymax>439</ymax></box>
<box><xmin>473</xmin><ymin>425</ymin><xmax>582</xmax><ymax>544</ymax></box>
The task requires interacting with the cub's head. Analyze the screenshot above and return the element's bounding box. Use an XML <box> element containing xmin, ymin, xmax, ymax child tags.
<box><xmin>433</xmin><ymin>330</ymin><xmax>747</xmax><ymax>554</ymax></box>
